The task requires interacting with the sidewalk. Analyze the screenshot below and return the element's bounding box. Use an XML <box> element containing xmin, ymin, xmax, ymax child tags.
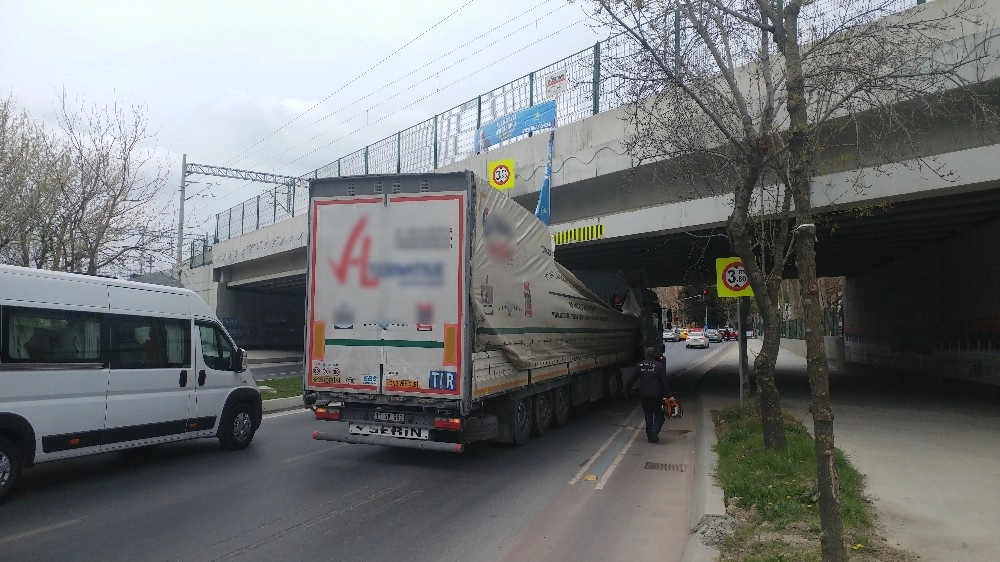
<box><xmin>695</xmin><ymin>339</ymin><xmax>1000</xmax><ymax>562</ymax></box>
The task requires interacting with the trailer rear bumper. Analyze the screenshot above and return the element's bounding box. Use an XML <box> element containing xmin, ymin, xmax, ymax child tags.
<box><xmin>312</xmin><ymin>431</ymin><xmax>465</xmax><ymax>453</ymax></box>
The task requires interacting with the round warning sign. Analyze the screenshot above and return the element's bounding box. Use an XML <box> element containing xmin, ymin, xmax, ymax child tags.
<box><xmin>722</xmin><ymin>262</ymin><xmax>748</xmax><ymax>292</ymax></box>
<box><xmin>493</xmin><ymin>164</ymin><xmax>510</xmax><ymax>186</ymax></box>
<box><xmin>716</xmin><ymin>257</ymin><xmax>754</xmax><ymax>297</ymax></box>
<box><xmin>488</xmin><ymin>159</ymin><xmax>515</xmax><ymax>190</ymax></box>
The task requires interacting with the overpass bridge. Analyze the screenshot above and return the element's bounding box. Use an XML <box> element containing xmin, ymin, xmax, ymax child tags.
<box><xmin>184</xmin><ymin>0</ymin><xmax>1000</xmax><ymax>384</ymax></box>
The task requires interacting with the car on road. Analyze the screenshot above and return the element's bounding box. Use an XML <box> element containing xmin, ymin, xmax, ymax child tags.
<box><xmin>663</xmin><ymin>329</ymin><xmax>679</xmax><ymax>342</ymax></box>
<box><xmin>706</xmin><ymin>329</ymin><xmax>722</xmax><ymax>343</ymax></box>
<box><xmin>686</xmin><ymin>331</ymin><xmax>709</xmax><ymax>348</ymax></box>
<box><xmin>678</xmin><ymin>327</ymin><xmax>689</xmax><ymax>340</ymax></box>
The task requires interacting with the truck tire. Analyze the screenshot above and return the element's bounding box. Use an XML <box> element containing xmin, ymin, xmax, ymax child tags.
<box><xmin>605</xmin><ymin>370</ymin><xmax>623</xmax><ymax>400</ymax></box>
<box><xmin>219</xmin><ymin>402</ymin><xmax>257</xmax><ymax>450</ymax></box>
<box><xmin>532</xmin><ymin>393</ymin><xmax>553</xmax><ymax>436</ymax></box>
<box><xmin>0</xmin><ymin>436</ymin><xmax>22</xmax><ymax>503</ymax></box>
<box><xmin>552</xmin><ymin>386</ymin><xmax>571</xmax><ymax>428</ymax></box>
<box><xmin>511</xmin><ymin>397</ymin><xmax>532</xmax><ymax>446</ymax></box>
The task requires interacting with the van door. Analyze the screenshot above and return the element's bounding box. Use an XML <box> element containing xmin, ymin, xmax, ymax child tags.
<box><xmin>0</xmin><ymin>304</ymin><xmax>109</xmax><ymax>460</ymax></box>
<box><xmin>104</xmin><ymin>288</ymin><xmax>193</xmax><ymax>449</ymax></box>
<box><xmin>192</xmin><ymin>320</ymin><xmax>243</xmax><ymax>434</ymax></box>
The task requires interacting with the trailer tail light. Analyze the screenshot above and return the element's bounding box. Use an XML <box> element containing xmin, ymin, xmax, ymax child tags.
<box><xmin>434</xmin><ymin>417</ymin><xmax>462</xmax><ymax>430</ymax></box>
<box><xmin>315</xmin><ymin>406</ymin><xmax>341</xmax><ymax>421</ymax></box>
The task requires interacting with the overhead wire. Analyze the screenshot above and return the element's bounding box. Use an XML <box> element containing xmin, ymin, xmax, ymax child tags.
<box><xmin>247</xmin><ymin>0</ymin><xmax>570</xmax><ymax>171</ymax></box>
<box><xmin>275</xmin><ymin>19</ymin><xmax>588</xmax><ymax>174</ymax></box>
<box><xmin>208</xmin><ymin>14</ymin><xmax>588</xmax><ymax>212</ymax></box>
<box><xmin>206</xmin><ymin>0</ymin><xmax>568</xmax><ymax>211</ymax></box>
<box><xmin>223</xmin><ymin>0</ymin><xmax>480</xmax><ymax>168</ymax></box>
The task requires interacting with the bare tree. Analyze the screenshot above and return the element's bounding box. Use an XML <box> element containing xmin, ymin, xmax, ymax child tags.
<box><xmin>594</xmin><ymin>0</ymin><xmax>794</xmax><ymax>449</ymax></box>
<box><xmin>0</xmin><ymin>94</ymin><xmax>173</xmax><ymax>277</ymax></box>
<box><xmin>595</xmin><ymin>0</ymin><xmax>997</xmax><ymax>559</ymax></box>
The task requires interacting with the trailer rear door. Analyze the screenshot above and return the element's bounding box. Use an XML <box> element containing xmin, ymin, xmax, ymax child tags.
<box><xmin>306</xmin><ymin>188</ymin><xmax>467</xmax><ymax>400</ymax></box>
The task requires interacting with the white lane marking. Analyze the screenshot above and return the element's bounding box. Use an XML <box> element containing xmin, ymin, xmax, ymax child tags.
<box><xmin>263</xmin><ymin>408</ymin><xmax>310</xmax><ymax>420</ymax></box>
<box><xmin>569</xmin><ymin>403</ymin><xmax>642</xmax><ymax>485</ymax></box>
<box><xmin>282</xmin><ymin>444</ymin><xmax>347</xmax><ymax>463</ymax></box>
<box><xmin>595</xmin><ymin>421</ymin><xmax>644</xmax><ymax>490</ymax></box>
<box><xmin>0</xmin><ymin>519</ymin><xmax>81</xmax><ymax>546</ymax></box>
<box><xmin>675</xmin><ymin>343</ymin><xmax>733</xmax><ymax>375</ymax></box>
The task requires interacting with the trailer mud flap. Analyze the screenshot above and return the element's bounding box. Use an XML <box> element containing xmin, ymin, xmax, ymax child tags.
<box><xmin>312</xmin><ymin>431</ymin><xmax>464</xmax><ymax>453</ymax></box>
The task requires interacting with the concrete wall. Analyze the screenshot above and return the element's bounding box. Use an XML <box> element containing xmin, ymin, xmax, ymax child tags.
<box><xmin>180</xmin><ymin>260</ymin><xmax>305</xmax><ymax>349</ymax></box>
<box><xmin>214</xmin><ymin>289</ymin><xmax>304</xmax><ymax>349</ymax></box>
<box><xmin>844</xmin><ymin>218</ymin><xmax>1000</xmax><ymax>385</ymax></box>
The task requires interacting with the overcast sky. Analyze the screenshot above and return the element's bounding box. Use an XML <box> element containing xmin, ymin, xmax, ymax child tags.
<box><xmin>1</xmin><ymin>0</ymin><xmax>608</xmax><ymax>247</ymax></box>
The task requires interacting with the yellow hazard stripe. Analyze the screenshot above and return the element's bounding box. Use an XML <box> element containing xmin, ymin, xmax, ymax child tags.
<box><xmin>553</xmin><ymin>224</ymin><xmax>604</xmax><ymax>245</ymax></box>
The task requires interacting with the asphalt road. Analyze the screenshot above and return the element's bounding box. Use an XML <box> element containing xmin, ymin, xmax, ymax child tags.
<box><xmin>250</xmin><ymin>362</ymin><xmax>304</xmax><ymax>380</ymax></box>
<box><xmin>0</xmin><ymin>342</ymin><xmax>733</xmax><ymax>562</ymax></box>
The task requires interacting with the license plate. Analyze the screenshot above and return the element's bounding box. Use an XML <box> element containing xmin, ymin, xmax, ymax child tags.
<box><xmin>349</xmin><ymin>423</ymin><xmax>429</xmax><ymax>440</ymax></box>
<box><xmin>373</xmin><ymin>412</ymin><xmax>405</xmax><ymax>423</ymax></box>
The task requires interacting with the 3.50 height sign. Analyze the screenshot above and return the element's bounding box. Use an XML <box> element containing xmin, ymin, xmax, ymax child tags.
<box><xmin>716</xmin><ymin>257</ymin><xmax>754</xmax><ymax>297</ymax></box>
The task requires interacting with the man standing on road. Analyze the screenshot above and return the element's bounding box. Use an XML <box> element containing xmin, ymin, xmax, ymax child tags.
<box><xmin>624</xmin><ymin>347</ymin><xmax>671</xmax><ymax>443</ymax></box>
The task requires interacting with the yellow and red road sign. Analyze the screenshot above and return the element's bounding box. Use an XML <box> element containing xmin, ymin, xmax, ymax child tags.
<box><xmin>488</xmin><ymin>159</ymin><xmax>515</xmax><ymax>190</ymax></box>
<box><xmin>716</xmin><ymin>257</ymin><xmax>754</xmax><ymax>297</ymax></box>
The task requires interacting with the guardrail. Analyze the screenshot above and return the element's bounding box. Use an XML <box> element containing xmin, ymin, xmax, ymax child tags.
<box><xmin>213</xmin><ymin>0</ymin><xmax>929</xmax><ymax>244</ymax></box>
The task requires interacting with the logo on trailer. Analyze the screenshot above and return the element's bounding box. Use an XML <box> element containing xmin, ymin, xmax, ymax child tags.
<box><xmin>329</xmin><ymin>216</ymin><xmax>445</xmax><ymax>288</ymax></box>
<box><xmin>334</xmin><ymin>304</ymin><xmax>354</xmax><ymax>329</ymax></box>
<box><xmin>362</xmin><ymin>374</ymin><xmax>378</xmax><ymax>385</ymax></box>
<box><xmin>482</xmin><ymin>207</ymin><xmax>514</xmax><ymax>262</ymax></box>
<box><xmin>416</xmin><ymin>303</ymin><xmax>434</xmax><ymax>331</ymax></box>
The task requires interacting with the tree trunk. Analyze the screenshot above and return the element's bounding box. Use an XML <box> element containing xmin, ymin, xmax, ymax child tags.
<box><xmin>784</xmin><ymin>3</ymin><xmax>845</xmax><ymax>560</ymax></box>
<box><xmin>727</xmin><ymin>159</ymin><xmax>786</xmax><ymax>450</ymax></box>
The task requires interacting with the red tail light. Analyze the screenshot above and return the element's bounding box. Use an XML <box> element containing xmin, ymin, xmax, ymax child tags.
<box><xmin>434</xmin><ymin>417</ymin><xmax>462</xmax><ymax>430</ymax></box>
<box><xmin>315</xmin><ymin>406</ymin><xmax>341</xmax><ymax>421</ymax></box>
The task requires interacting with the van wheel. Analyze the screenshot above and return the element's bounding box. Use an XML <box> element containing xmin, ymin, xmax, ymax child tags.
<box><xmin>219</xmin><ymin>403</ymin><xmax>256</xmax><ymax>450</ymax></box>
<box><xmin>552</xmin><ymin>386</ymin><xmax>571</xmax><ymax>428</ymax></box>
<box><xmin>532</xmin><ymin>393</ymin><xmax>553</xmax><ymax>436</ymax></box>
<box><xmin>511</xmin><ymin>398</ymin><xmax>532</xmax><ymax>446</ymax></box>
<box><xmin>0</xmin><ymin>436</ymin><xmax>22</xmax><ymax>503</ymax></box>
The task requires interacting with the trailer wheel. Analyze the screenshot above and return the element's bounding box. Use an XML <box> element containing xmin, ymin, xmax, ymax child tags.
<box><xmin>605</xmin><ymin>370</ymin><xmax>623</xmax><ymax>400</ymax></box>
<box><xmin>511</xmin><ymin>397</ymin><xmax>532</xmax><ymax>446</ymax></box>
<box><xmin>532</xmin><ymin>393</ymin><xmax>553</xmax><ymax>436</ymax></box>
<box><xmin>552</xmin><ymin>386</ymin><xmax>571</xmax><ymax>428</ymax></box>
<box><xmin>0</xmin><ymin>436</ymin><xmax>22</xmax><ymax>503</ymax></box>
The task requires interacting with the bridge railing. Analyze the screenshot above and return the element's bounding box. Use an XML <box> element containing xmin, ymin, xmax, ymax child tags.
<box><xmin>213</xmin><ymin>0</ymin><xmax>929</xmax><ymax>244</ymax></box>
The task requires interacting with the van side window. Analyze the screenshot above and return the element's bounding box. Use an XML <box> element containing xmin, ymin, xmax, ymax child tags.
<box><xmin>162</xmin><ymin>319</ymin><xmax>192</xmax><ymax>369</ymax></box>
<box><xmin>111</xmin><ymin>315</ymin><xmax>176</xmax><ymax>370</ymax></box>
<box><xmin>198</xmin><ymin>322</ymin><xmax>234</xmax><ymax>371</ymax></box>
<box><xmin>1</xmin><ymin>306</ymin><xmax>105</xmax><ymax>364</ymax></box>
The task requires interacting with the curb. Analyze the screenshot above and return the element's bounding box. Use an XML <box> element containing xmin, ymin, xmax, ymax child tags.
<box><xmin>680</xmin><ymin>392</ymin><xmax>728</xmax><ymax>562</ymax></box>
<box><xmin>262</xmin><ymin>396</ymin><xmax>305</xmax><ymax>413</ymax></box>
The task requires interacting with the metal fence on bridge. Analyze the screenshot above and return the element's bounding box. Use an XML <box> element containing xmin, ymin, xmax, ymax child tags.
<box><xmin>213</xmin><ymin>0</ymin><xmax>931</xmax><ymax>244</ymax></box>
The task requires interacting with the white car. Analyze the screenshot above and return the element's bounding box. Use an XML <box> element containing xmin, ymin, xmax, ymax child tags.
<box><xmin>663</xmin><ymin>329</ymin><xmax>679</xmax><ymax>342</ymax></box>
<box><xmin>686</xmin><ymin>331</ymin><xmax>709</xmax><ymax>349</ymax></box>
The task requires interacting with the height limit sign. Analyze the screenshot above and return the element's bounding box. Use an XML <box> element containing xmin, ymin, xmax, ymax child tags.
<box><xmin>716</xmin><ymin>257</ymin><xmax>754</xmax><ymax>297</ymax></box>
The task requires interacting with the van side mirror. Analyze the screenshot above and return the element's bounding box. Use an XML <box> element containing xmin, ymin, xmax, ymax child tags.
<box><xmin>235</xmin><ymin>348</ymin><xmax>248</xmax><ymax>373</ymax></box>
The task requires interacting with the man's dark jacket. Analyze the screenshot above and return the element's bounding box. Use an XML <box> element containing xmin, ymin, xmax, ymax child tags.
<box><xmin>625</xmin><ymin>359</ymin><xmax>670</xmax><ymax>398</ymax></box>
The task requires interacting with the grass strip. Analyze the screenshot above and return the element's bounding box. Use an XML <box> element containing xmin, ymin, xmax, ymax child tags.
<box><xmin>258</xmin><ymin>376</ymin><xmax>303</xmax><ymax>400</ymax></box>
<box><xmin>712</xmin><ymin>405</ymin><xmax>915</xmax><ymax>561</ymax></box>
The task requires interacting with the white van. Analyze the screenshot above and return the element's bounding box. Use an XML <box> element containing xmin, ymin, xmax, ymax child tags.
<box><xmin>0</xmin><ymin>264</ymin><xmax>262</xmax><ymax>501</ymax></box>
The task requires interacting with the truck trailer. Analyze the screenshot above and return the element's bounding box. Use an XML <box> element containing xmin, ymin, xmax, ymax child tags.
<box><xmin>304</xmin><ymin>172</ymin><xmax>661</xmax><ymax>452</ymax></box>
